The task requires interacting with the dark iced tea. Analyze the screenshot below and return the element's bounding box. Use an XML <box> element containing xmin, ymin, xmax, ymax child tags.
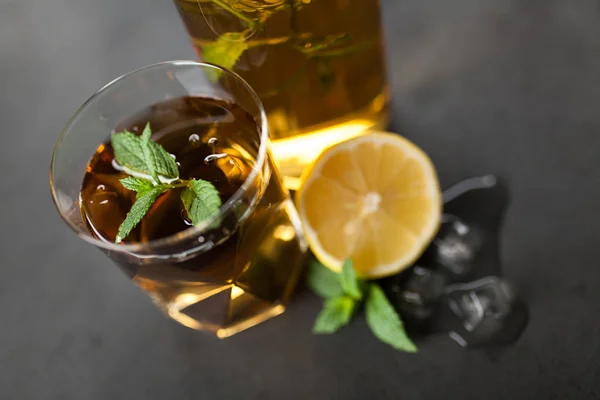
<box><xmin>80</xmin><ymin>96</ymin><xmax>307</xmax><ymax>337</ymax></box>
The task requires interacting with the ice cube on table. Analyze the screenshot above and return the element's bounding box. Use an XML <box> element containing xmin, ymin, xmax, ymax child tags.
<box><xmin>432</xmin><ymin>215</ymin><xmax>483</xmax><ymax>279</ymax></box>
<box><xmin>383</xmin><ymin>266</ymin><xmax>447</xmax><ymax>334</ymax></box>
<box><xmin>422</xmin><ymin>175</ymin><xmax>510</xmax><ymax>281</ymax></box>
<box><xmin>444</xmin><ymin>276</ymin><xmax>528</xmax><ymax>347</ymax></box>
<box><xmin>378</xmin><ymin>175</ymin><xmax>529</xmax><ymax>345</ymax></box>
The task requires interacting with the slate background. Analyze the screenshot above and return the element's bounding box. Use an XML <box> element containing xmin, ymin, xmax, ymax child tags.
<box><xmin>1</xmin><ymin>0</ymin><xmax>599</xmax><ymax>398</ymax></box>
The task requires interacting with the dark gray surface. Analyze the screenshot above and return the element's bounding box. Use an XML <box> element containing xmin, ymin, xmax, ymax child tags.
<box><xmin>2</xmin><ymin>0</ymin><xmax>600</xmax><ymax>398</ymax></box>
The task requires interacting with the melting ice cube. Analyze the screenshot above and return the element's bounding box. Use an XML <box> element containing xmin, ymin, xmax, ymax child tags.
<box><xmin>378</xmin><ymin>175</ymin><xmax>528</xmax><ymax>345</ymax></box>
<box><xmin>426</xmin><ymin>175</ymin><xmax>509</xmax><ymax>281</ymax></box>
<box><xmin>384</xmin><ymin>266</ymin><xmax>447</xmax><ymax>333</ymax></box>
<box><xmin>432</xmin><ymin>215</ymin><xmax>483</xmax><ymax>279</ymax></box>
<box><xmin>444</xmin><ymin>276</ymin><xmax>528</xmax><ymax>347</ymax></box>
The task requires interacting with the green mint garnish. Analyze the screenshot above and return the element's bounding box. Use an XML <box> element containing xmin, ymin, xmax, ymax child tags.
<box><xmin>181</xmin><ymin>179</ymin><xmax>223</xmax><ymax>226</ymax></box>
<box><xmin>111</xmin><ymin>123</ymin><xmax>179</xmax><ymax>183</ymax></box>
<box><xmin>307</xmin><ymin>259</ymin><xmax>417</xmax><ymax>352</ymax></box>
<box><xmin>110</xmin><ymin>124</ymin><xmax>222</xmax><ymax>243</ymax></box>
<box><xmin>139</xmin><ymin>123</ymin><xmax>179</xmax><ymax>184</ymax></box>
<box><xmin>339</xmin><ymin>259</ymin><xmax>363</xmax><ymax>301</ymax></box>
<box><xmin>111</xmin><ymin>131</ymin><xmax>147</xmax><ymax>174</ymax></box>
<box><xmin>313</xmin><ymin>296</ymin><xmax>356</xmax><ymax>334</ymax></box>
<box><xmin>305</xmin><ymin>259</ymin><xmax>344</xmax><ymax>299</ymax></box>
<box><xmin>115</xmin><ymin>184</ymin><xmax>170</xmax><ymax>244</ymax></box>
<box><xmin>365</xmin><ymin>284</ymin><xmax>417</xmax><ymax>353</ymax></box>
<box><xmin>119</xmin><ymin>176</ymin><xmax>154</xmax><ymax>194</ymax></box>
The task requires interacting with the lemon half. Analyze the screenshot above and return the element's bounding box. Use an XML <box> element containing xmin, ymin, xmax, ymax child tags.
<box><xmin>296</xmin><ymin>132</ymin><xmax>442</xmax><ymax>279</ymax></box>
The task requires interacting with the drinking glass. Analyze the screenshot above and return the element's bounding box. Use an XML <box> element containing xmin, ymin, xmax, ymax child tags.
<box><xmin>50</xmin><ymin>61</ymin><xmax>308</xmax><ymax>337</ymax></box>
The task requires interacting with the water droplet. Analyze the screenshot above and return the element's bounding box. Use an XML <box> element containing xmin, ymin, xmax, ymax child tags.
<box><xmin>96</xmin><ymin>184</ymin><xmax>106</xmax><ymax>191</ymax></box>
<box><xmin>204</xmin><ymin>153</ymin><xmax>228</xmax><ymax>165</ymax></box>
<box><xmin>207</xmin><ymin>137</ymin><xmax>218</xmax><ymax>152</ymax></box>
<box><xmin>132</xmin><ymin>126</ymin><xmax>139</xmax><ymax>132</ymax></box>
<box><xmin>189</xmin><ymin>134</ymin><xmax>200</xmax><ymax>143</ymax></box>
<box><xmin>111</xmin><ymin>159</ymin><xmax>121</xmax><ymax>171</ymax></box>
<box><xmin>181</xmin><ymin>209</ymin><xmax>193</xmax><ymax>226</ymax></box>
<box><xmin>198</xmin><ymin>236</ymin><xmax>205</xmax><ymax>243</ymax></box>
<box><xmin>99</xmin><ymin>199</ymin><xmax>109</xmax><ymax>205</ymax></box>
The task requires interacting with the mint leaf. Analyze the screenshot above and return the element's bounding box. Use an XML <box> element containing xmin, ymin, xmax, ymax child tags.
<box><xmin>203</xmin><ymin>33</ymin><xmax>248</xmax><ymax>81</ymax></box>
<box><xmin>111</xmin><ymin>131</ymin><xmax>147</xmax><ymax>173</ymax></box>
<box><xmin>140</xmin><ymin>123</ymin><xmax>179</xmax><ymax>184</ymax></box>
<box><xmin>111</xmin><ymin>125</ymin><xmax>179</xmax><ymax>183</ymax></box>
<box><xmin>339</xmin><ymin>259</ymin><xmax>363</xmax><ymax>300</ymax></box>
<box><xmin>112</xmin><ymin>125</ymin><xmax>221</xmax><ymax>241</ymax></box>
<box><xmin>365</xmin><ymin>284</ymin><xmax>417</xmax><ymax>353</ymax></box>
<box><xmin>115</xmin><ymin>184</ymin><xmax>169</xmax><ymax>243</ymax></box>
<box><xmin>306</xmin><ymin>259</ymin><xmax>344</xmax><ymax>298</ymax></box>
<box><xmin>119</xmin><ymin>176</ymin><xmax>154</xmax><ymax>194</ymax></box>
<box><xmin>313</xmin><ymin>296</ymin><xmax>356</xmax><ymax>334</ymax></box>
<box><xmin>181</xmin><ymin>179</ymin><xmax>222</xmax><ymax>226</ymax></box>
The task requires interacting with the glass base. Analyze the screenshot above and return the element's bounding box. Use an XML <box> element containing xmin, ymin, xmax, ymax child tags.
<box><xmin>135</xmin><ymin>199</ymin><xmax>308</xmax><ymax>338</ymax></box>
<box><xmin>160</xmin><ymin>284</ymin><xmax>287</xmax><ymax>338</ymax></box>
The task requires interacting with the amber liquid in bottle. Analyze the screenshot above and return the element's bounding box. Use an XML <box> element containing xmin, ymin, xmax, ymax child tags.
<box><xmin>174</xmin><ymin>0</ymin><xmax>389</xmax><ymax>186</ymax></box>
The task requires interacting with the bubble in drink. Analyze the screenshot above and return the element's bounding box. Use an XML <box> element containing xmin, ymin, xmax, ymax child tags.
<box><xmin>204</xmin><ymin>153</ymin><xmax>228</xmax><ymax>165</ymax></box>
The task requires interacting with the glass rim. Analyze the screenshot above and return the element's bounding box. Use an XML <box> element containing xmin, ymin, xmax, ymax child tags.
<box><xmin>49</xmin><ymin>60</ymin><xmax>270</xmax><ymax>253</ymax></box>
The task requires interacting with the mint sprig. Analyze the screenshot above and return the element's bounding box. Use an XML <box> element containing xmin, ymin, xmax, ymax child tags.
<box><xmin>139</xmin><ymin>123</ymin><xmax>179</xmax><ymax>184</ymax></box>
<box><xmin>306</xmin><ymin>259</ymin><xmax>344</xmax><ymax>299</ymax></box>
<box><xmin>115</xmin><ymin>184</ymin><xmax>170</xmax><ymax>243</ymax></box>
<box><xmin>365</xmin><ymin>284</ymin><xmax>417</xmax><ymax>353</ymax></box>
<box><xmin>112</xmin><ymin>123</ymin><xmax>179</xmax><ymax>183</ymax></box>
<box><xmin>119</xmin><ymin>176</ymin><xmax>154</xmax><ymax>194</ymax></box>
<box><xmin>110</xmin><ymin>124</ymin><xmax>222</xmax><ymax>243</ymax></box>
<box><xmin>181</xmin><ymin>179</ymin><xmax>223</xmax><ymax>227</ymax></box>
<box><xmin>313</xmin><ymin>296</ymin><xmax>356</xmax><ymax>334</ymax></box>
<box><xmin>339</xmin><ymin>259</ymin><xmax>363</xmax><ymax>301</ymax></box>
<box><xmin>306</xmin><ymin>259</ymin><xmax>418</xmax><ymax>353</ymax></box>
